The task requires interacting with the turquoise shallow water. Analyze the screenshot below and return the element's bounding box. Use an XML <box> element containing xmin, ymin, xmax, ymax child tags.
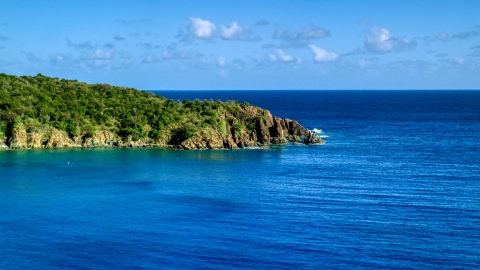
<box><xmin>1</xmin><ymin>91</ymin><xmax>480</xmax><ymax>269</ymax></box>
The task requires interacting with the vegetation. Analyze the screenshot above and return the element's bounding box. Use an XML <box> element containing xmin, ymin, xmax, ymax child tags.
<box><xmin>0</xmin><ymin>73</ymin><xmax>252</xmax><ymax>144</ymax></box>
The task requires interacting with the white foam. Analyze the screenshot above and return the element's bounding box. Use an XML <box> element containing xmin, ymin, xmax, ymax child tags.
<box><xmin>312</xmin><ymin>128</ymin><xmax>322</xmax><ymax>133</ymax></box>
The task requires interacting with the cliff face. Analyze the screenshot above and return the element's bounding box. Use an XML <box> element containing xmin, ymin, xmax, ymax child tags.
<box><xmin>0</xmin><ymin>107</ymin><xmax>324</xmax><ymax>151</ymax></box>
<box><xmin>170</xmin><ymin>106</ymin><xmax>325</xmax><ymax>149</ymax></box>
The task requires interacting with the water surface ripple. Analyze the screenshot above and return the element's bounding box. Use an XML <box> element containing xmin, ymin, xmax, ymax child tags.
<box><xmin>1</xmin><ymin>90</ymin><xmax>479</xmax><ymax>269</ymax></box>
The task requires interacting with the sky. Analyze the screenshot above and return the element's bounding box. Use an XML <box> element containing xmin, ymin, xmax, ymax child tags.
<box><xmin>1</xmin><ymin>0</ymin><xmax>480</xmax><ymax>90</ymax></box>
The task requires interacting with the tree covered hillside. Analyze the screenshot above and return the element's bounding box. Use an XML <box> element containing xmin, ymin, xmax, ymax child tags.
<box><xmin>0</xmin><ymin>73</ymin><xmax>244</xmax><ymax>141</ymax></box>
<box><xmin>0</xmin><ymin>73</ymin><xmax>322</xmax><ymax>150</ymax></box>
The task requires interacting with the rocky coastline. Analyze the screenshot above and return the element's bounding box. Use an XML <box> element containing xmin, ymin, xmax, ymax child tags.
<box><xmin>0</xmin><ymin>108</ymin><xmax>324</xmax><ymax>151</ymax></box>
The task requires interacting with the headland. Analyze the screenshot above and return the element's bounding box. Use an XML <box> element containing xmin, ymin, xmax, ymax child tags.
<box><xmin>0</xmin><ymin>73</ymin><xmax>324</xmax><ymax>150</ymax></box>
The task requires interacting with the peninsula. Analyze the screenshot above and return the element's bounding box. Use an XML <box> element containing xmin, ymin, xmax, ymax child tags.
<box><xmin>0</xmin><ymin>73</ymin><xmax>324</xmax><ymax>150</ymax></box>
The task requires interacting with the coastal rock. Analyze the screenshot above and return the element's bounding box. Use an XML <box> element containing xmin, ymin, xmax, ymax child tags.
<box><xmin>8</xmin><ymin>123</ymin><xmax>28</xmax><ymax>149</ymax></box>
<box><xmin>234</xmin><ymin>132</ymin><xmax>257</xmax><ymax>148</ymax></box>
<box><xmin>223</xmin><ymin>137</ymin><xmax>239</xmax><ymax>149</ymax></box>
<box><xmin>181</xmin><ymin>135</ymin><xmax>209</xmax><ymax>150</ymax></box>
<box><xmin>0</xmin><ymin>140</ymin><xmax>8</xmax><ymax>150</ymax></box>
<box><xmin>204</xmin><ymin>134</ymin><xmax>225</xmax><ymax>149</ymax></box>
<box><xmin>0</xmin><ymin>130</ymin><xmax>8</xmax><ymax>150</ymax></box>
<box><xmin>284</xmin><ymin>119</ymin><xmax>308</xmax><ymax>139</ymax></box>
<box><xmin>269</xmin><ymin>117</ymin><xmax>289</xmax><ymax>145</ymax></box>
<box><xmin>304</xmin><ymin>130</ymin><xmax>325</xmax><ymax>145</ymax></box>
<box><xmin>45</xmin><ymin>129</ymin><xmax>74</xmax><ymax>148</ymax></box>
<box><xmin>255</xmin><ymin>118</ymin><xmax>271</xmax><ymax>144</ymax></box>
<box><xmin>250</xmin><ymin>110</ymin><xmax>275</xmax><ymax>145</ymax></box>
<box><xmin>28</xmin><ymin>129</ymin><xmax>50</xmax><ymax>148</ymax></box>
<box><xmin>82</xmin><ymin>130</ymin><xmax>118</xmax><ymax>147</ymax></box>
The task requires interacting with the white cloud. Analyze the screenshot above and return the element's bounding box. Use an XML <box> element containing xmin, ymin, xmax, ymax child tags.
<box><xmin>268</xmin><ymin>50</ymin><xmax>294</xmax><ymax>62</ymax></box>
<box><xmin>232</xmin><ymin>58</ymin><xmax>245</xmax><ymax>69</ymax></box>
<box><xmin>80</xmin><ymin>49</ymin><xmax>114</xmax><ymax>60</ymax></box>
<box><xmin>162</xmin><ymin>51</ymin><xmax>173</xmax><ymax>60</ymax></box>
<box><xmin>365</xmin><ymin>27</ymin><xmax>392</xmax><ymax>52</ymax></box>
<box><xmin>274</xmin><ymin>25</ymin><xmax>329</xmax><ymax>40</ymax></box>
<box><xmin>309</xmin><ymin>45</ymin><xmax>339</xmax><ymax>62</ymax></box>
<box><xmin>221</xmin><ymin>22</ymin><xmax>244</xmax><ymax>40</ymax></box>
<box><xmin>216</xmin><ymin>56</ymin><xmax>226</xmax><ymax>66</ymax></box>
<box><xmin>435</xmin><ymin>32</ymin><xmax>449</xmax><ymax>41</ymax></box>
<box><xmin>187</xmin><ymin>59</ymin><xmax>213</xmax><ymax>70</ymax></box>
<box><xmin>220</xmin><ymin>22</ymin><xmax>261</xmax><ymax>41</ymax></box>
<box><xmin>178</xmin><ymin>51</ymin><xmax>202</xmax><ymax>59</ymax></box>
<box><xmin>364</xmin><ymin>26</ymin><xmax>416</xmax><ymax>53</ymax></box>
<box><xmin>188</xmin><ymin>17</ymin><xmax>216</xmax><ymax>39</ymax></box>
<box><xmin>90</xmin><ymin>60</ymin><xmax>112</xmax><ymax>69</ymax></box>
<box><xmin>79</xmin><ymin>49</ymin><xmax>114</xmax><ymax>69</ymax></box>
<box><xmin>270</xmin><ymin>25</ymin><xmax>329</xmax><ymax>48</ymax></box>
<box><xmin>162</xmin><ymin>49</ymin><xmax>203</xmax><ymax>60</ymax></box>
<box><xmin>49</xmin><ymin>52</ymin><xmax>111</xmax><ymax>70</ymax></box>
<box><xmin>142</xmin><ymin>54</ymin><xmax>158</xmax><ymax>63</ymax></box>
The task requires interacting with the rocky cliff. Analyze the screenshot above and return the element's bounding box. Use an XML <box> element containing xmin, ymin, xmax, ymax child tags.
<box><xmin>0</xmin><ymin>107</ymin><xmax>324</xmax><ymax>151</ymax></box>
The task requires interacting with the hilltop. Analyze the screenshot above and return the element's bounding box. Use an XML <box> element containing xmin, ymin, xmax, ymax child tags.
<box><xmin>0</xmin><ymin>73</ymin><xmax>323</xmax><ymax>150</ymax></box>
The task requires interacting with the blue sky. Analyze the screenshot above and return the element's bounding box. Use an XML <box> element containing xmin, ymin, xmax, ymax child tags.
<box><xmin>1</xmin><ymin>0</ymin><xmax>479</xmax><ymax>90</ymax></box>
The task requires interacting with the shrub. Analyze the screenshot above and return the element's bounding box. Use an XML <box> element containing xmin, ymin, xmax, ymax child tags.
<box><xmin>219</xmin><ymin>121</ymin><xmax>227</xmax><ymax>135</ymax></box>
<box><xmin>183</xmin><ymin>126</ymin><xmax>195</xmax><ymax>139</ymax></box>
<box><xmin>247</xmin><ymin>123</ymin><xmax>255</xmax><ymax>134</ymax></box>
<box><xmin>233</xmin><ymin>122</ymin><xmax>244</xmax><ymax>137</ymax></box>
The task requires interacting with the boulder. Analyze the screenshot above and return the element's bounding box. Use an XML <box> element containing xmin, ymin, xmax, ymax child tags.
<box><xmin>0</xmin><ymin>142</ymin><xmax>8</xmax><ymax>150</ymax></box>
<box><xmin>284</xmin><ymin>119</ymin><xmax>308</xmax><ymax>138</ymax></box>
<box><xmin>304</xmin><ymin>130</ymin><xmax>325</xmax><ymax>145</ymax></box>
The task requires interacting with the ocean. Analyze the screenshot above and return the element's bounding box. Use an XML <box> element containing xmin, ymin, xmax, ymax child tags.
<box><xmin>1</xmin><ymin>90</ymin><xmax>479</xmax><ymax>269</ymax></box>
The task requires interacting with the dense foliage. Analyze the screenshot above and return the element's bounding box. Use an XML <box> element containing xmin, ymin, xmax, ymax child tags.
<box><xmin>0</xmin><ymin>73</ymin><xmax>248</xmax><ymax>142</ymax></box>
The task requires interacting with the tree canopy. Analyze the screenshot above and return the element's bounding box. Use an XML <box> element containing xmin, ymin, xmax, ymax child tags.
<box><xmin>0</xmin><ymin>73</ymin><xmax>247</xmax><ymax>142</ymax></box>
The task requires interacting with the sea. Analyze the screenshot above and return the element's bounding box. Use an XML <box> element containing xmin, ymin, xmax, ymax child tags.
<box><xmin>0</xmin><ymin>90</ymin><xmax>479</xmax><ymax>269</ymax></box>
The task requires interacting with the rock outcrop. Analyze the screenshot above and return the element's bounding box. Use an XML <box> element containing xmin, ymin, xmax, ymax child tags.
<box><xmin>45</xmin><ymin>129</ymin><xmax>74</xmax><ymax>148</ymax></box>
<box><xmin>8</xmin><ymin>123</ymin><xmax>28</xmax><ymax>149</ymax></box>
<box><xmin>82</xmin><ymin>130</ymin><xmax>118</xmax><ymax>148</ymax></box>
<box><xmin>303</xmin><ymin>130</ymin><xmax>325</xmax><ymax>145</ymax></box>
<box><xmin>0</xmin><ymin>138</ymin><xmax>8</xmax><ymax>150</ymax></box>
<box><xmin>174</xmin><ymin>109</ymin><xmax>324</xmax><ymax>149</ymax></box>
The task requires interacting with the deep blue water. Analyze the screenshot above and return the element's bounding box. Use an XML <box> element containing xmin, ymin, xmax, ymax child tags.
<box><xmin>1</xmin><ymin>90</ymin><xmax>479</xmax><ymax>269</ymax></box>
